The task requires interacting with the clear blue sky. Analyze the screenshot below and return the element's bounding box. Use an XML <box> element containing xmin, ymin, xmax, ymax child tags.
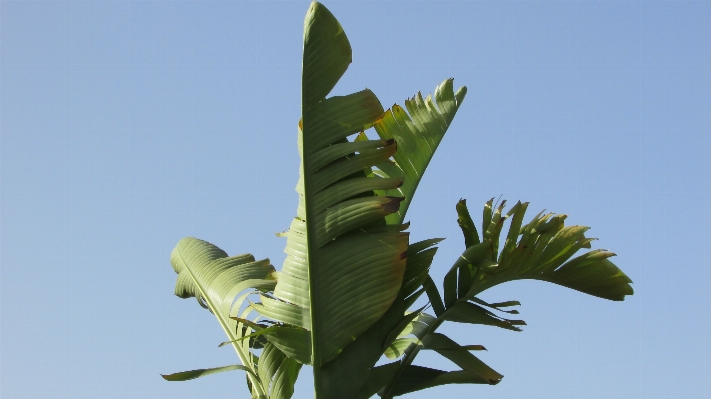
<box><xmin>1</xmin><ymin>1</ymin><xmax>709</xmax><ymax>398</ymax></box>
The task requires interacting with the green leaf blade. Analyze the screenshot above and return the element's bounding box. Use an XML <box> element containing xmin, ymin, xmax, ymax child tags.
<box><xmin>169</xmin><ymin>237</ymin><xmax>276</xmax><ymax>397</ymax></box>
<box><xmin>374</xmin><ymin>79</ymin><xmax>467</xmax><ymax>224</ymax></box>
<box><xmin>302</xmin><ymin>2</ymin><xmax>352</xmax><ymax>110</ymax></box>
<box><xmin>466</xmin><ymin>201</ymin><xmax>633</xmax><ymax>301</ymax></box>
<box><xmin>161</xmin><ymin>364</ymin><xmax>254</xmax><ymax>382</ymax></box>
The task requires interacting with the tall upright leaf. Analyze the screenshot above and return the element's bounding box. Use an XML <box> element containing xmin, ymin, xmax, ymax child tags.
<box><xmin>254</xmin><ymin>3</ymin><xmax>410</xmax><ymax>398</ymax></box>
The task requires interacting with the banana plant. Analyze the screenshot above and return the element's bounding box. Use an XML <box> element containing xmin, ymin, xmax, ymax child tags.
<box><xmin>162</xmin><ymin>2</ymin><xmax>633</xmax><ymax>399</ymax></box>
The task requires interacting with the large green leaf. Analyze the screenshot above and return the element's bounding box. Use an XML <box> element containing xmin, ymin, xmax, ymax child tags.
<box><xmin>252</xmin><ymin>4</ymin><xmax>414</xmax><ymax>398</ymax></box>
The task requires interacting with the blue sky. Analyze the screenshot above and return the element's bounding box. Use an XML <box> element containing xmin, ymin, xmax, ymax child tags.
<box><xmin>1</xmin><ymin>1</ymin><xmax>709</xmax><ymax>398</ymax></box>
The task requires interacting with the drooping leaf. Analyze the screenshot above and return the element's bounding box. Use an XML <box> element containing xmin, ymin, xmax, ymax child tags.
<box><xmin>161</xmin><ymin>364</ymin><xmax>255</xmax><ymax>382</ymax></box>
<box><xmin>169</xmin><ymin>237</ymin><xmax>277</xmax><ymax>397</ymax></box>
<box><xmin>383</xmin><ymin>365</ymin><xmax>494</xmax><ymax>397</ymax></box>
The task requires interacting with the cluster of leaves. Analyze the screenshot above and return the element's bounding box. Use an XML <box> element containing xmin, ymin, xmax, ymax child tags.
<box><xmin>162</xmin><ymin>3</ymin><xmax>632</xmax><ymax>399</ymax></box>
